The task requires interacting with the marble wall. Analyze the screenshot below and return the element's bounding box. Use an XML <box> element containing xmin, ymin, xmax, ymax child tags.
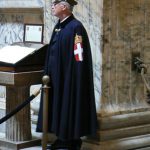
<box><xmin>0</xmin><ymin>0</ymin><xmax>44</xmax><ymax>8</ymax></box>
<box><xmin>75</xmin><ymin>0</ymin><xmax>103</xmax><ymax>111</ymax></box>
<box><xmin>0</xmin><ymin>14</ymin><xmax>24</xmax><ymax>48</ymax></box>
<box><xmin>0</xmin><ymin>0</ymin><xmax>44</xmax><ymax>48</ymax></box>
<box><xmin>0</xmin><ymin>0</ymin><xmax>103</xmax><ymax>112</ymax></box>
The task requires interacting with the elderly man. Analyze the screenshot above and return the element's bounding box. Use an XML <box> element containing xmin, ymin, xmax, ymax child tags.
<box><xmin>37</xmin><ymin>0</ymin><xmax>98</xmax><ymax>149</ymax></box>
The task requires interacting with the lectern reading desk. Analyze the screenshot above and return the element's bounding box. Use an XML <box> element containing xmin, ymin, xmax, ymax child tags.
<box><xmin>0</xmin><ymin>43</ymin><xmax>47</xmax><ymax>150</ymax></box>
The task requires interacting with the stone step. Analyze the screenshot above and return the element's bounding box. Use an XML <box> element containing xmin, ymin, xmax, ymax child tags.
<box><xmin>20</xmin><ymin>142</ymin><xmax>99</xmax><ymax>150</ymax></box>
<box><xmin>99</xmin><ymin>134</ymin><xmax>150</xmax><ymax>150</ymax></box>
<box><xmin>135</xmin><ymin>147</ymin><xmax>150</xmax><ymax>150</ymax></box>
<box><xmin>20</xmin><ymin>146</ymin><xmax>41</xmax><ymax>150</ymax></box>
<box><xmin>2</xmin><ymin>136</ymin><xmax>150</xmax><ymax>150</ymax></box>
<box><xmin>100</xmin><ymin>123</ymin><xmax>150</xmax><ymax>141</ymax></box>
<box><xmin>100</xmin><ymin>111</ymin><xmax>150</xmax><ymax>130</ymax></box>
<box><xmin>3</xmin><ymin>138</ymin><xmax>150</xmax><ymax>150</ymax></box>
<box><xmin>1</xmin><ymin>132</ymin><xmax>150</xmax><ymax>150</ymax></box>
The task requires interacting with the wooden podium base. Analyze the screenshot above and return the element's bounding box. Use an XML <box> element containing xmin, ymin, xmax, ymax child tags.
<box><xmin>0</xmin><ymin>138</ymin><xmax>41</xmax><ymax>150</ymax></box>
<box><xmin>0</xmin><ymin>71</ymin><xmax>43</xmax><ymax>150</ymax></box>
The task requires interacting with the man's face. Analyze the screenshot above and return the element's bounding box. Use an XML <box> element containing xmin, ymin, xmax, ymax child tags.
<box><xmin>51</xmin><ymin>1</ymin><xmax>64</xmax><ymax>17</ymax></box>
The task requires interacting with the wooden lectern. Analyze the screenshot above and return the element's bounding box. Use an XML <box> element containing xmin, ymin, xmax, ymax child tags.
<box><xmin>0</xmin><ymin>43</ymin><xmax>48</xmax><ymax>150</ymax></box>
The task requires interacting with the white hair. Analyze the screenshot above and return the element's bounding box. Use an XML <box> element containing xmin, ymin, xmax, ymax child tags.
<box><xmin>60</xmin><ymin>1</ymin><xmax>74</xmax><ymax>12</ymax></box>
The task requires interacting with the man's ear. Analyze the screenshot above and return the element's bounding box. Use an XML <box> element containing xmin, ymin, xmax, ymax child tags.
<box><xmin>61</xmin><ymin>4</ymin><xmax>67</xmax><ymax>11</ymax></box>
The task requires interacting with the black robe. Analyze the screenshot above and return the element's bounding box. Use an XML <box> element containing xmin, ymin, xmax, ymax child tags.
<box><xmin>36</xmin><ymin>15</ymin><xmax>97</xmax><ymax>140</ymax></box>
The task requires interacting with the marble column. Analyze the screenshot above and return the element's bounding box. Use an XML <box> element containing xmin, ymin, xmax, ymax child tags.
<box><xmin>102</xmin><ymin>0</ymin><xmax>150</xmax><ymax>117</ymax></box>
<box><xmin>95</xmin><ymin>1</ymin><xmax>150</xmax><ymax>150</ymax></box>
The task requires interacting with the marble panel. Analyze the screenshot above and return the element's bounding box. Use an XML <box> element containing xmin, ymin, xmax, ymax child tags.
<box><xmin>0</xmin><ymin>14</ymin><xmax>24</xmax><ymax>48</ymax></box>
<box><xmin>0</xmin><ymin>0</ymin><xmax>44</xmax><ymax>8</ymax></box>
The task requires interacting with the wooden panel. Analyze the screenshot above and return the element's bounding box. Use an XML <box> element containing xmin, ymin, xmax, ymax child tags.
<box><xmin>0</xmin><ymin>71</ymin><xmax>43</xmax><ymax>86</ymax></box>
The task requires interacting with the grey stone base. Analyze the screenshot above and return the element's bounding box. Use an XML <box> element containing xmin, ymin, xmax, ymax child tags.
<box><xmin>100</xmin><ymin>134</ymin><xmax>150</xmax><ymax>150</ymax></box>
<box><xmin>0</xmin><ymin>138</ymin><xmax>41</xmax><ymax>150</ymax></box>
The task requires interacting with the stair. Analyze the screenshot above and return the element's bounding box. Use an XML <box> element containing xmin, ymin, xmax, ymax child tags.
<box><xmin>99</xmin><ymin>133</ymin><xmax>150</xmax><ymax>150</ymax></box>
<box><xmin>135</xmin><ymin>147</ymin><xmax>150</xmax><ymax>150</ymax></box>
<box><xmin>100</xmin><ymin>124</ymin><xmax>150</xmax><ymax>141</ymax></box>
<box><xmin>94</xmin><ymin>111</ymin><xmax>150</xmax><ymax>150</ymax></box>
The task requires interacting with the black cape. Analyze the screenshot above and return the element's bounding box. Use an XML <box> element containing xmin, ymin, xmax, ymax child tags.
<box><xmin>37</xmin><ymin>15</ymin><xmax>97</xmax><ymax>140</ymax></box>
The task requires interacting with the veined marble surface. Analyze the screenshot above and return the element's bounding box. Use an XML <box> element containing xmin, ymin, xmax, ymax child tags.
<box><xmin>0</xmin><ymin>0</ymin><xmax>44</xmax><ymax>47</ymax></box>
<box><xmin>0</xmin><ymin>14</ymin><xmax>24</xmax><ymax>48</ymax></box>
<box><xmin>0</xmin><ymin>0</ymin><xmax>103</xmax><ymax>112</ymax></box>
<box><xmin>0</xmin><ymin>0</ymin><xmax>44</xmax><ymax>8</ymax></box>
<box><xmin>79</xmin><ymin>0</ymin><xmax>102</xmax><ymax>112</ymax></box>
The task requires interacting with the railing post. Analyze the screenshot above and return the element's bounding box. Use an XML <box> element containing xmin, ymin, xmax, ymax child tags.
<box><xmin>42</xmin><ymin>75</ymin><xmax>50</xmax><ymax>150</ymax></box>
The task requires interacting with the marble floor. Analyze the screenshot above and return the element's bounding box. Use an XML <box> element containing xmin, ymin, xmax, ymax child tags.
<box><xmin>20</xmin><ymin>146</ymin><xmax>150</xmax><ymax>150</ymax></box>
<box><xmin>21</xmin><ymin>146</ymin><xmax>41</xmax><ymax>150</ymax></box>
<box><xmin>21</xmin><ymin>147</ymin><xmax>70</xmax><ymax>150</ymax></box>
<box><xmin>21</xmin><ymin>148</ymin><xmax>77</xmax><ymax>150</ymax></box>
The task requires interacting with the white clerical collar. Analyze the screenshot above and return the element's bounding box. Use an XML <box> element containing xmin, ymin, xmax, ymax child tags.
<box><xmin>60</xmin><ymin>15</ymin><xmax>71</xmax><ymax>23</ymax></box>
